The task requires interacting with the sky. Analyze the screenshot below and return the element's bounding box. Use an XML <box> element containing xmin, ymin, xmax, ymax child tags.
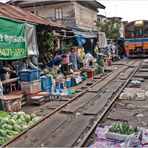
<box><xmin>1</xmin><ymin>0</ymin><xmax>148</xmax><ymax>22</ymax></box>
<box><xmin>98</xmin><ymin>0</ymin><xmax>148</xmax><ymax>22</ymax></box>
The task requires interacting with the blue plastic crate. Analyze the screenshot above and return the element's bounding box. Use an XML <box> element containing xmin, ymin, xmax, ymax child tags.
<box><xmin>43</xmin><ymin>86</ymin><xmax>52</xmax><ymax>93</ymax></box>
<box><xmin>19</xmin><ymin>69</ymin><xmax>40</xmax><ymax>82</ymax></box>
<box><xmin>41</xmin><ymin>76</ymin><xmax>52</xmax><ymax>89</ymax></box>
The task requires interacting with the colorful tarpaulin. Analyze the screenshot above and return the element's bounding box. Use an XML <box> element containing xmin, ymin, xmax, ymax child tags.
<box><xmin>0</xmin><ymin>17</ymin><xmax>27</xmax><ymax>60</ymax></box>
<box><xmin>89</xmin><ymin>125</ymin><xmax>148</xmax><ymax>148</ymax></box>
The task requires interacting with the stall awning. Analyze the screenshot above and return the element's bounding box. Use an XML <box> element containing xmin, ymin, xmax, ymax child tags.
<box><xmin>72</xmin><ymin>29</ymin><xmax>97</xmax><ymax>38</ymax></box>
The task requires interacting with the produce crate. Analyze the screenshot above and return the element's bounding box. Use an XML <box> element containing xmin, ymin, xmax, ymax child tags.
<box><xmin>105</xmin><ymin>130</ymin><xmax>142</xmax><ymax>141</ymax></box>
<box><xmin>105</xmin><ymin>123</ymin><xmax>142</xmax><ymax>141</ymax></box>
<box><xmin>41</xmin><ymin>76</ymin><xmax>52</xmax><ymax>89</ymax></box>
<box><xmin>19</xmin><ymin>69</ymin><xmax>40</xmax><ymax>82</ymax></box>
<box><xmin>3</xmin><ymin>94</ymin><xmax>22</xmax><ymax>112</ymax></box>
<box><xmin>21</xmin><ymin>79</ymin><xmax>41</xmax><ymax>94</ymax></box>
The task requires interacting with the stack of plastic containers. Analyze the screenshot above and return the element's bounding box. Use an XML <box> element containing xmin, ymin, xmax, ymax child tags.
<box><xmin>41</xmin><ymin>75</ymin><xmax>52</xmax><ymax>93</ymax></box>
<box><xmin>19</xmin><ymin>69</ymin><xmax>41</xmax><ymax>104</ymax></box>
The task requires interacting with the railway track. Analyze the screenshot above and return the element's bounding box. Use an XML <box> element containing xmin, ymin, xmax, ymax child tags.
<box><xmin>3</xmin><ymin>59</ymin><xmax>142</xmax><ymax>147</ymax></box>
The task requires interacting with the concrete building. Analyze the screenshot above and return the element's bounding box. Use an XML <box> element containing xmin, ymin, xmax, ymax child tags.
<box><xmin>7</xmin><ymin>0</ymin><xmax>105</xmax><ymax>31</ymax></box>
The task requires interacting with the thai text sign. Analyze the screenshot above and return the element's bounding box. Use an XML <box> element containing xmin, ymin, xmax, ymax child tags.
<box><xmin>0</xmin><ymin>17</ymin><xmax>27</xmax><ymax>60</ymax></box>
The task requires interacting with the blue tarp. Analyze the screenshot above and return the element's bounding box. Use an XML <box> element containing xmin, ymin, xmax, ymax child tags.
<box><xmin>76</xmin><ymin>37</ymin><xmax>86</xmax><ymax>46</ymax></box>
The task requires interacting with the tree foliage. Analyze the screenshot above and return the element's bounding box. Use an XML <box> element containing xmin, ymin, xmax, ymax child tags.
<box><xmin>96</xmin><ymin>19</ymin><xmax>121</xmax><ymax>39</ymax></box>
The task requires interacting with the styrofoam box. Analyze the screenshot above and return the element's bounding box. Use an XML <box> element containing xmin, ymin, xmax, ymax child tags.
<box><xmin>105</xmin><ymin>130</ymin><xmax>142</xmax><ymax>141</ymax></box>
<box><xmin>21</xmin><ymin>79</ymin><xmax>41</xmax><ymax>94</ymax></box>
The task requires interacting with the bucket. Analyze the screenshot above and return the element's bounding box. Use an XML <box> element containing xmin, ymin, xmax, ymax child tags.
<box><xmin>65</xmin><ymin>80</ymin><xmax>71</xmax><ymax>88</ymax></box>
<box><xmin>71</xmin><ymin>78</ymin><xmax>76</xmax><ymax>86</ymax></box>
<box><xmin>98</xmin><ymin>60</ymin><xmax>104</xmax><ymax>67</ymax></box>
<box><xmin>98</xmin><ymin>67</ymin><xmax>104</xmax><ymax>73</ymax></box>
<box><xmin>87</xmin><ymin>71</ymin><xmax>95</xmax><ymax>78</ymax></box>
<box><xmin>97</xmin><ymin>53</ymin><xmax>103</xmax><ymax>61</ymax></box>
<box><xmin>107</xmin><ymin>60</ymin><xmax>112</xmax><ymax>66</ymax></box>
<box><xmin>81</xmin><ymin>73</ymin><xmax>87</xmax><ymax>81</ymax></box>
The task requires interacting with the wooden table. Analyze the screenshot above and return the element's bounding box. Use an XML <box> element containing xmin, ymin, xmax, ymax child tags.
<box><xmin>2</xmin><ymin>77</ymin><xmax>19</xmax><ymax>85</ymax></box>
<box><xmin>2</xmin><ymin>77</ymin><xmax>19</xmax><ymax>92</ymax></box>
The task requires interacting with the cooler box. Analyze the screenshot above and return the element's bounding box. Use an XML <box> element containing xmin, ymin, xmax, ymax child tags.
<box><xmin>31</xmin><ymin>96</ymin><xmax>45</xmax><ymax>105</ymax></box>
<box><xmin>19</xmin><ymin>69</ymin><xmax>40</xmax><ymax>82</ymax></box>
<box><xmin>21</xmin><ymin>79</ymin><xmax>41</xmax><ymax>95</ymax></box>
<box><xmin>41</xmin><ymin>76</ymin><xmax>52</xmax><ymax>90</ymax></box>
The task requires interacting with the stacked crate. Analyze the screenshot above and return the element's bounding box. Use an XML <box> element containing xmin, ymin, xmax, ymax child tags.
<box><xmin>41</xmin><ymin>76</ymin><xmax>52</xmax><ymax>94</ymax></box>
<box><xmin>19</xmin><ymin>69</ymin><xmax>41</xmax><ymax>104</ymax></box>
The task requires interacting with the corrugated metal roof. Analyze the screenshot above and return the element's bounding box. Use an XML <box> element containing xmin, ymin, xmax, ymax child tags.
<box><xmin>7</xmin><ymin>0</ymin><xmax>105</xmax><ymax>9</ymax></box>
<box><xmin>0</xmin><ymin>2</ymin><xmax>59</xmax><ymax>27</ymax></box>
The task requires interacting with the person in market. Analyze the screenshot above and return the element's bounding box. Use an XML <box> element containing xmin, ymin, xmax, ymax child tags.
<box><xmin>12</xmin><ymin>56</ymin><xmax>38</xmax><ymax>75</ymax></box>
<box><xmin>69</xmin><ymin>48</ymin><xmax>78</xmax><ymax>71</ymax></box>
<box><xmin>61</xmin><ymin>53</ymin><xmax>70</xmax><ymax>76</ymax></box>
<box><xmin>0</xmin><ymin>60</ymin><xmax>18</xmax><ymax>93</ymax></box>
<box><xmin>105</xmin><ymin>40</ymin><xmax>111</xmax><ymax>58</ymax></box>
<box><xmin>94</xmin><ymin>42</ymin><xmax>100</xmax><ymax>58</ymax></box>
<box><xmin>0</xmin><ymin>61</ymin><xmax>15</xmax><ymax>80</ymax></box>
<box><xmin>110</xmin><ymin>41</ymin><xmax>116</xmax><ymax>62</ymax></box>
<box><xmin>77</xmin><ymin>46</ymin><xmax>85</xmax><ymax>69</ymax></box>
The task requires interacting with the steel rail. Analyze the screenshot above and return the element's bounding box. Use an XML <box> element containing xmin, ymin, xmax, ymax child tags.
<box><xmin>78</xmin><ymin>62</ymin><xmax>142</xmax><ymax>147</ymax></box>
<box><xmin>2</xmin><ymin>64</ymin><xmax>127</xmax><ymax>147</ymax></box>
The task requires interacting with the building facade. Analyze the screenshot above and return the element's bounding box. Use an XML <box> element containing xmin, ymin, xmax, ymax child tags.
<box><xmin>7</xmin><ymin>0</ymin><xmax>105</xmax><ymax>31</ymax></box>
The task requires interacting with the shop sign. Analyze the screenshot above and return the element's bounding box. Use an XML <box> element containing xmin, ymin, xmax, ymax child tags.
<box><xmin>0</xmin><ymin>17</ymin><xmax>27</xmax><ymax>60</ymax></box>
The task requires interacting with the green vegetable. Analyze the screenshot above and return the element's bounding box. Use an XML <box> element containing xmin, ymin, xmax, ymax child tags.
<box><xmin>24</xmin><ymin>114</ymin><xmax>31</xmax><ymax>123</ymax></box>
<box><xmin>1</xmin><ymin>117</ymin><xmax>9</xmax><ymax>124</ymax></box>
<box><xmin>0</xmin><ymin>129</ymin><xmax>6</xmax><ymax>137</ymax></box>
<box><xmin>6</xmin><ymin>125</ymin><xmax>13</xmax><ymax>130</ymax></box>
<box><xmin>19</xmin><ymin>115</ymin><xmax>26</xmax><ymax>122</ymax></box>
<box><xmin>13</xmin><ymin>125</ymin><xmax>22</xmax><ymax>132</ymax></box>
<box><xmin>30</xmin><ymin>113</ymin><xmax>36</xmax><ymax>119</ymax></box>
<box><xmin>11</xmin><ymin>115</ymin><xmax>18</xmax><ymax>120</ymax></box>
<box><xmin>9</xmin><ymin>119</ymin><xmax>15</xmax><ymax>126</ymax></box>
<box><xmin>109</xmin><ymin>123</ymin><xmax>139</xmax><ymax>135</ymax></box>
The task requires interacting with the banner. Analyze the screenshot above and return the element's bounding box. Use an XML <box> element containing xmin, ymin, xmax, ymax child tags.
<box><xmin>0</xmin><ymin>17</ymin><xmax>27</xmax><ymax>60</ymax></box>
<box><xmin>26</xmin><ymin>23</ymin><xmax>39</xmax><ymax>56</ymax></box>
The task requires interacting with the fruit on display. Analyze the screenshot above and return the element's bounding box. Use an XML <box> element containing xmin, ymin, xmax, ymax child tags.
<box><xmin>0</xmin><ymin>111</ymin><xmax>39</xmax><ymax>144</ymax></box>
